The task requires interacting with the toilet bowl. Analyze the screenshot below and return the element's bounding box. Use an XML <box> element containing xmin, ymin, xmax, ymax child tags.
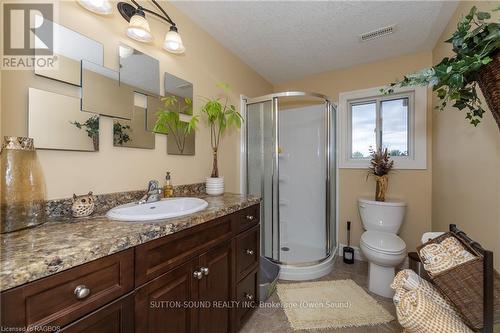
<box><xmin>358</xmin><ymin>199</ymin><xmax>407</xmax><ymax>298</ymax></box>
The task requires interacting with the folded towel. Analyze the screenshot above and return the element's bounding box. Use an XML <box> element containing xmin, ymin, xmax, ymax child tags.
<box><xmin>422</xmin><ymin>252</ymin><xmax>456</xmax><ymax>274</ymax></box>
<box><xmin>419</xmin><ymin>236</ymin><xmax>476</xmax><ymax>275</ymax></box>
<box><xmin>440</xmin><ymin>237</ymin><xmax>475</xmax><ymax>266</ymax></box>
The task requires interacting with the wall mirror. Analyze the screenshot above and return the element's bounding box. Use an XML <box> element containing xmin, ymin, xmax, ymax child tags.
<box><xmin>164</xmin><ymin>73</ymin><xmax>193</xmax><ymax>115</ymax></box>
<box><xmin>81</xmin><ymin>59</ymin><xmax>134</xmax><ymax>119</ymax></box>
<box><xmin>166</xmin><ymin>121</ymin><xmax>195</xmax><ymax>155</ymax></box>
<box><xmin>113</xmin><ymin>93</ymin><xmax>155</xmax><ymax>149</ymax></box>
<box><xmin>28</xmin><ymin>88</ymin><xmax>99</xmax><ymax>151</ymax></box>
<box><xmin>119</xmin><ymin>44</ymin><xmax>160</xmax><ymax>96</ymax></box>
<box><xmin>35</xmin><ymin>19</ymin><xmax>104</xmax><ymax>86</ymax></box>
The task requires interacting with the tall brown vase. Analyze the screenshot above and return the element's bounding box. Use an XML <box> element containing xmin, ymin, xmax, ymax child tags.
<box><xmin>1</xmin><ymin>137</ymin><xmax>46</xmax><ymax>233</ymax></box>
<box><xmin>375</xmin><ymin>175</ymin><xmax>388</xmax><ymax>202</ymax></box>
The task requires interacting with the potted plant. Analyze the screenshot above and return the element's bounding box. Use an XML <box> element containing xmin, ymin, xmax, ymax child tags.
<box><xmin>367</xmin><ymin>148</ymin><xmax>394</xmax><ymax>202</ymax></box>
<box><xmin>71</xmin><ymin>116</ymin><xmax>99</xmax><ymax>150</ymax></box>
<box><xmin>384</xmin><ymin>6</ymin><xmax>500</xmax><ymax>130</ymax></box>
<box><xmin>200</xmin><ymin>83</ymin><xmax>243</xmax><ymax>195</ymax></box>
<box><xmin>154</xmin><ymin>95</ymin><xmax>198</xmax><ymax>154</ymax></box>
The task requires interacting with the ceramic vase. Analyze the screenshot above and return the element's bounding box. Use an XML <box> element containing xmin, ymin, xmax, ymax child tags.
<box><xmin>206</xmin><ymin>177</ymin><xmax>224</xmax><ymax>196</ymax></box>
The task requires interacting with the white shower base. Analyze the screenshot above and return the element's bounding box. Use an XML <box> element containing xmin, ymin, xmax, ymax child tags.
<box><xmin>278</xmin><ymin>252</ymin><xmax>336</xmax><ymax>281</ymax></box>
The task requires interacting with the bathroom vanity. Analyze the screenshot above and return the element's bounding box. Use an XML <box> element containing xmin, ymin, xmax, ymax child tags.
<box><xmin>0</xmin><ymin>194</ymin><xmax>260</xmax><ymax>333</ymax></box>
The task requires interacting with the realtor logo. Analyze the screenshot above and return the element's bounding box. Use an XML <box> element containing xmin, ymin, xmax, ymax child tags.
<box><xmin>4</xmin><ymin>3</ymin><xmax>53</xmax><ymax>55</ymax></box>
<box><xmin>2</xmin><ymin>2</ymin><xmax>56</xmax><ymax>69</ymax></box>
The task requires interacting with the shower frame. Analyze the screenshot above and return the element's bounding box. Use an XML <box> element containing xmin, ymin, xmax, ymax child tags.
<box><xmin>242</xmin><ymin>91</ymin><xmax>337</xmax><ymax>268</ymax></box>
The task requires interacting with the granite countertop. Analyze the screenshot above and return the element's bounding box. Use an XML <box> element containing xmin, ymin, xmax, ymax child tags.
<box><xmin>0</xmin><ymin>193</ymin><xmax>260</xmax><ymax>292</ymax></box>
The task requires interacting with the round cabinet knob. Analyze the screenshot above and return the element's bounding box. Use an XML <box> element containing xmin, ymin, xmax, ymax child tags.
<box><xmin>245</xmin><ymin>249</ymin><xmax>254</xmax><ymax>255</ymax></box>
<box><xmin>193</xmin><ymin>271</ymin><xmax>203</xmax><ymax>280</ymax></box>
<box><xmin>246</xmin><ymin>215</ymin><xmax>255</xmax><ymax>221</ymax></box>
<box><xmin>74</xmin><ymin>285</ymin><xmax>90</xmax><ymax>299</ymax></box>
<box><xmin>244</xmin><ymin>293</ymin><xmax>254</xmax><ymax>301</ymax></box>
<box><xmin>200</xmin><ymin>267</ymin><xmax>209</xmax><ymax>276</ymax></box>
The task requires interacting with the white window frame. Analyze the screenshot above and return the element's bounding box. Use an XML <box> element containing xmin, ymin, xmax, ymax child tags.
<box><xmin>338</xmin><ymin>86</ymin><xmax>427</xmax><ymax>169</ymax></box>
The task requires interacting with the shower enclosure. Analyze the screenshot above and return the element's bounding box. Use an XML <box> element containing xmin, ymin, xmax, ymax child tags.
<box><xmin>244</xmin><ymin>92</ymin><xmax>337</xmax><ymax>280</ymax></box>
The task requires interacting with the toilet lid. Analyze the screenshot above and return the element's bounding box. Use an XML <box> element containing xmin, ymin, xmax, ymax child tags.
<box><xmin>361</xmin><ymin>231</ymin><xmax>406</xmax><ymax>254</ymax></box>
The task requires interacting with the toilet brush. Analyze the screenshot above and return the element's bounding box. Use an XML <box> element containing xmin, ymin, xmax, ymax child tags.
<box><xmin>343</xmin><ymin>221</ymin><xmax>355</xmax><ymax>264</ymax></box>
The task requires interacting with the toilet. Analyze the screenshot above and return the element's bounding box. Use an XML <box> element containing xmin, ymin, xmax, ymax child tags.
<box><xmin>358</xmin><ymin>198</ymin><xmax>407</xmax><ymax>298</ymax></box>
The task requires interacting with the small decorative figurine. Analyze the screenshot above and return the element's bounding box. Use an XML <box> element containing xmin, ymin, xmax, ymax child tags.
<box><xmin>71</xmin><ymin>191</ymin><xmax>96</xmax><ymax>217</ymax></box>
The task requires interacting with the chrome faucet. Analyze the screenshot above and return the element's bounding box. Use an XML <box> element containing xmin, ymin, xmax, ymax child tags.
<box><xmin>138</xmin><ymin>180</ymin><xmax>162</xmax><ymax>204</ymax></box>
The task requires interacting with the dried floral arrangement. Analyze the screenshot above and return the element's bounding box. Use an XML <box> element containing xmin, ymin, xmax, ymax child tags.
<box><xmin>367</xmin><ymin>148</ymin><xmax>394</xmax><ymax>178</ymax></box>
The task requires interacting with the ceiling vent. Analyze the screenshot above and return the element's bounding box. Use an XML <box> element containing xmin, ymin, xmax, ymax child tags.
<box><xmin>360</xmin><ymin>25</ymin><xmax>396</xmax><ymax>42</ymax></box>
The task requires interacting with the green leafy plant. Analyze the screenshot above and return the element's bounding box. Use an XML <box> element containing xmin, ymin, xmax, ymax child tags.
<box><xmin>113</xmin><ymin>122</ymin><xmax>132</xmax><ymax>145</ymax></box>
<box><xmin>154</xmin><ymin>95</ymin><xmax>198</xmax><ymax>154</ymax></box>
<box><xmin>383</xmin><ymin>6</ymin><xmax>499</xmax><ymax>126</ymax></box>
<box><xmin>71</xmin><ymin>115</ymin><xmax>99</xmax><ymax>150</ymax></box>
<box><xmin>201</xmin><ymin>83</ymin><xmax>243</xmax><ymax>178</ymax></box>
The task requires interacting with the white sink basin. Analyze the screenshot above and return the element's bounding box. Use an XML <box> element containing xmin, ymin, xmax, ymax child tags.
<box><xmin>106</xmin><ymin>197</ymin><xmax>208</xmax><ymax>221</ymax></box>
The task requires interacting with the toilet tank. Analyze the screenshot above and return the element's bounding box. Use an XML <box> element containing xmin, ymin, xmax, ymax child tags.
<box><xmin>358</xmin><ymin>199</ymin><xmax>406</xmax><ymax>234</ymax></box>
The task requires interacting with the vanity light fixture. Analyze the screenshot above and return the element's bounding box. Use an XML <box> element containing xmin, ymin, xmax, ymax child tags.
<box><xmin>77</xmin><ymin>0</ymin><xmax>113</xmax><ymax>15</ymax></box>
<box><xmin>117</xmin><ymin>0</ymin><xmax>185</xmax><ymax>54</ymax></box>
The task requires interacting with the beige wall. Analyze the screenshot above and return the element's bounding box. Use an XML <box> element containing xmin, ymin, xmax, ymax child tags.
<box><xmin>275</xmin><ymin>52</ymin><xmax>434</xmax><ymax>252</ymax></box>
<box><xmin>1</xmin><ymin>1</ymin><xmax>273</xmax><ymax>199</ymax></box>
<box><xmin>432</xmin><ymin>1</ymin><xmax>500</xmax><ymax>269</ymax></box>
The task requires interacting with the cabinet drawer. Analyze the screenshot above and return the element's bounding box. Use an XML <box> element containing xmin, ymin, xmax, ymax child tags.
<box><xmin>236</xmin><ymin>226</ymin><xmax>259</xmax><ymax>281</ymax></box>
<box><xmin>236</xmin><ymin>204</ymin><xmax>260</xmax><ymax>233</ymax></box>
<box><xmin>235</xmin><ymin>269</ymin><xmax>259</xmax><ymax>329</ymax></box>
<box><xmin>59</xmin><ymin>293</ymin><xmax>134</xmax><ymax>333</ymax></box>
<box><xmin>0</xmin><ymin>249</ymin><xmax>134</xmax><ymax>330</ymax></box>
<box><xmin>135</xmin><ymin>214</ymin><xmax>234</xmax><ymax>286</ymax></box>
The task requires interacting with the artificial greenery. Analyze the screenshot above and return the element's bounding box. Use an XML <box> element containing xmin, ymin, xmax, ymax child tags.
<box><xmin>113</xmin><ymin>122</ymin><xmax>132</xmax><ymax>145</ymax></box>
<box><xmin>154</xmin><ymin>95</ymin><xmax>198</xmax><ymax>154</ymax></box>
<box><xmin>201</xmin><ymin>83</ymin><xmax>243</xmax><ymax>178</ymax></box>
<box><xmin>367</xmin><ymin>148</ymin><xmax>394</xmax><ymax>178</ymax></box>
<box><xmin>383</xmin><ymin>6</ymin><xmax>499</xmax><ymax>126</ymax></box>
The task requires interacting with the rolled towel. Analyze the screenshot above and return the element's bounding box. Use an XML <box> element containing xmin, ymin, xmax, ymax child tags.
<box><xmin>391</xmin><ymin>269</ymin><xmax>456</xmax><ymax>312</ymax></box>
<box><xmin>419</xmin><ymin>243</ymin><xmax>445</xmax><ymax>259</ymax></box>
<box><xmin>422</xmin><ymin>252</ymin><xmax>455</xmax><ymax>274</ymax></box>
<box><xmin>440</xmin><ymin>236</ymin><xmax>475</xmax><ymax>265</ymax></box>
<box><xmin>396</xmin><ymin>289</ymin><xmax>473</xmax><ymax>333</ymax></box>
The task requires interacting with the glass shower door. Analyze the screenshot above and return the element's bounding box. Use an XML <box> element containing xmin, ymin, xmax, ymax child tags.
<box><xmin>246</xmin><ymin>100</ymin><xmax>278</xmax><ymax>259</ymax></box>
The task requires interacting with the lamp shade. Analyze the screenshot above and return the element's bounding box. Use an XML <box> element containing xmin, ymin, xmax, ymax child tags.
<box><xmin>127</xmin><ymin>13</ymin><xmax>153</xmax><ymax>43</ymax></box>
<box><xmin>77</xmin><ymin>0</ymin><xmax>112</xmax><ymax>15</ymax></box>
<box><xmin>163</xmin><ymin>26</ymin><xmax>185</xmax><ymax>54</ymax></box>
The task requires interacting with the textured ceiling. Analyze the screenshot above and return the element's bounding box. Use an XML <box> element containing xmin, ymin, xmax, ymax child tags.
<box><xmin>172</xmin><ymin>1</ymin><xmax>459</xmax><ymax>84</ymax></box>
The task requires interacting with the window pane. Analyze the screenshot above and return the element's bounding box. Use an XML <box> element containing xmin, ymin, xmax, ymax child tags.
<box><xmin>381</xmin><ymin>98</ymin><xmax>409</xmax><ymax>156</ymax></box>
<box><xmin>351</xmin><ymin>102</ymin><xmax>376</xmax><ymax>158</ymax></box>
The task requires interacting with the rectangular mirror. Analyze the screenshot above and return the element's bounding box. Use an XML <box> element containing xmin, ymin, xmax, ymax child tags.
<box><xmin>167</xmin><ymin>120</ymin><xmax>195</xmax><ymax>156</ymax></box>
<box><xmin>164</xmin><ymin>73</ymin><xmax>193</xmax><ymax>115</ymax></box>
<box><xmin>119</xmin><ymin>44</ymin><xmax>160</xmax><ymax>96</ymax></box>
<box><xmin>81</xmin><ymin>60</ymin><xmax>134</xmax><ymax>119</ymax></box>
<box><xmin>28</xmin><ymin>88</ymin><xmax>99</xmax><ymax>151</ymax></box>
<box><xmin>113</xmin><ymin>105</ymin><xmax>155</xmax><ymax>149</ymax></box>
<box><xmin>35</xmin><ymin>19</ymin><xmax>103</xmax><ymax>85</ymax></box>
<box><xmin>146</xmin><ymin>94</ymin><xmax>162</xmax><ymax>133</ymax></box>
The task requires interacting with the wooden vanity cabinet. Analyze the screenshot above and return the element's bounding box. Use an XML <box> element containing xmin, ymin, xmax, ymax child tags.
<box><xmin>0</xmin><ymin>203</ymin><xmax>260</xmax><ymax>333</ymax></box>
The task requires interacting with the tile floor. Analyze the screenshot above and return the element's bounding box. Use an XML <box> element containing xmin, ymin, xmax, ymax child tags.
<box><xmin>240</xmin><ymin>257</ymin><xmax>402</xmax><ymax>333</ymax></box>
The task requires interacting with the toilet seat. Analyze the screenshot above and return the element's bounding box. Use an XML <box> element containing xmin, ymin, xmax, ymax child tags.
<box><xmin>361</xmin><ymin>231</ymin><xmax>406</xmax><ymax>255</ymax></box>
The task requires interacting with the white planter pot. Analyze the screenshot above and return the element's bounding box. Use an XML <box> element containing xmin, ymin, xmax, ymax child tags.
<box><xmin>206</xmin><ymin>177</ymin><xmax>224</xmax><ymax>196</ymax></box>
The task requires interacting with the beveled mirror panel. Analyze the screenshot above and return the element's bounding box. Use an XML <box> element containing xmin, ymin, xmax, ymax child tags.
<box><xmin>35</xmin><ymin>19</ymin><xmax>103</xmax><ymax>85</ymax></box>
<box><xmin>119</xmin><ymin>44</ymin><xmax>160</xmax><ymax>96</ymax></box>
<box><xmin>164</xmin><ymin>73</ymin><xmax>193</xmax><ymax>115</ymax></box>
<box><xmin>81</xmin><ymin>60</ymin><xmax>134</xmax><ymax>119</ymax></box>
<box><xmin>113</xmin><ymin>106</ymin><xmax>155</xmax><ymax>149</ymax></box>
<box><xmin>167</xmin><ymin>121</ymin><xmax>195</xmax><ymax>155</ymax></box>
<box><xmin>28</xmin><ymin>88</ymin><xmax>99</xmax><ymax>151</ymax></box>
<box><xmin>146</xmin><ymin>94</ymin><xmax>162</xmax><ymax>133</ymax></box>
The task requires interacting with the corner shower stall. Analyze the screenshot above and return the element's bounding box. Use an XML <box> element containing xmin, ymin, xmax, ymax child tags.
<box><xmin>244</xmin><ymin>92</ymin><xmax>337</xmax><ymax>281</ymax></box>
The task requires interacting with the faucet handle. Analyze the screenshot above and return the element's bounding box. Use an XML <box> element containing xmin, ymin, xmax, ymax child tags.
<box><xmin>147</xmin><ymin>180</ymin><xmax>159</xmax><ymax>191</ymax></box>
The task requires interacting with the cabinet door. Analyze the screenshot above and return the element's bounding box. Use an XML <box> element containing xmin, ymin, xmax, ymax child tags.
<box><xmin>135</xmin><ymin>258</ymin><xmax>199</xmax><ymax>333</ymax></box>
<box><xmin>198</xmin><ymin>242</ymin><xmax>233</xmax><ymax>333</ymax></box>
<box><xmin>60</xmin><ymin>294</ymin><xmax>134</xmax><ymax>333</ymax></box>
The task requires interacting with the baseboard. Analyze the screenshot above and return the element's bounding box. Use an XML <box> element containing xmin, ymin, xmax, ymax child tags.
<box><xmin>338</xmin><ymin>243</ymin><xmax>365</xmax><ymax>261</ymax></box>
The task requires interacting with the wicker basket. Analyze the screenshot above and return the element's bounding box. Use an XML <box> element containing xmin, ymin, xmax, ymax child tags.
<box><xmin>475</xmin><ymin>50</ymin><xmax>500</xmax><ymax>131</ymax></box>
<box><xmin>417</xmin><ymin>232</ymin><xmax>500</xmax><ymax>331</ymax></box>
